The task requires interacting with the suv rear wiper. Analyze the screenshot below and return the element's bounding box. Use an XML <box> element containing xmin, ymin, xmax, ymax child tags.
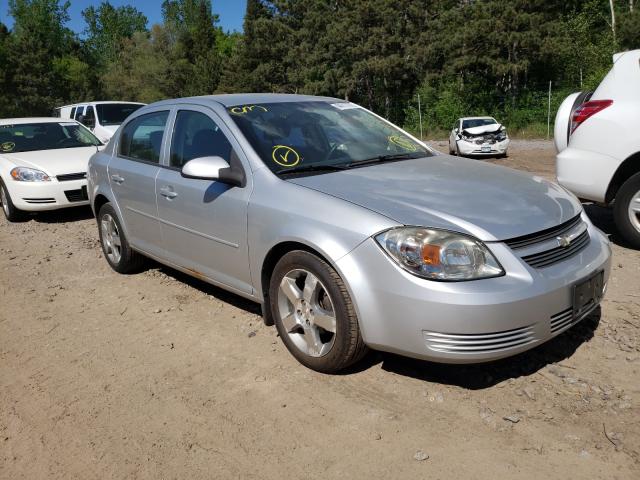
<box><xmin>346</xmin><ymin>152</ymin><xmax>424</xmax><ymax>168</ymax></box>
<box><xmin>276</xmin><ymin>163</ymin><xmax>349</xmax><ymax>176</ymax></box>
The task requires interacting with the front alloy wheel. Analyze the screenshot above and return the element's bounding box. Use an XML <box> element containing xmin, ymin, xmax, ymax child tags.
<box><xmin>278</xmin><ymin>269</ymin><xmax>337</xmax><ymax>357</ymax></box>
<box><xmin>270</xmin><ymin>250</ymin><xmax>367</xmax><ymax>373</ymax></box>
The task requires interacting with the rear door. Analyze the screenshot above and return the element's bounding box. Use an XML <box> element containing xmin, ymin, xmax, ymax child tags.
<box><xmin>155</xmin><ymin>106</ymin><xmax>253</xmax><ymax>294</ymax></box>
<box><xmin>109</xmin><ymin>108</ymin><xmax>170</xmax><ymax>257</ymax></box>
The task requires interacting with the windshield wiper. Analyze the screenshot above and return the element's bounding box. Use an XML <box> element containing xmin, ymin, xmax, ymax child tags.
<box><xmin>346</xmin><ymin>152</ymin><xmax>424</xmax><ymax>168</ymax></box>
<box><xmin>276</xmin><ymin>163</ymin><xmax>349</xmax><ymax>176</ymax></box>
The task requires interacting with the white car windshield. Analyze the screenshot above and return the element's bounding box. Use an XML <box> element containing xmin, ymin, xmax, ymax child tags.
<box><xmin>228</xmin><ymin>101</ymin><xmax>431</xmax><ymax>174</ymax></box>
<box><xmin>0</xmin><ymin>122</ymin><xmax>102</xmax><ymax>154</ymax></box>
<box><xmin>462</xmin><ymin>118</ymin><xmax>498</xmax><ymax>129</ymax></box>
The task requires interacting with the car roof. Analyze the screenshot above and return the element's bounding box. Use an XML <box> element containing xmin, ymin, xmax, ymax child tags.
<box><xmin>0</xmin><ymin>117</ymin><xmax>79</xmax><ymax>125</ymax></box>
<box><xmin>146</xmin><ymin>93</ymin><xmax>344</xmax><ymax>109</ymax></box>
<box><xmin>57</xmin><ymin>101</ymin><xmax>146</xmax><ymax>108</ymax></box>
<box><xmin>460</xmin><ymin>116</ymin><xmax>497</xmax><ymax>121</ymax></box>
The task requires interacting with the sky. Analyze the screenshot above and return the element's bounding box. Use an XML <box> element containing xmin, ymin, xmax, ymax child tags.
<box><xmin>0</xmin><ymin>0</ymin><xmax>247</xmax><ymax>33</ymax></box>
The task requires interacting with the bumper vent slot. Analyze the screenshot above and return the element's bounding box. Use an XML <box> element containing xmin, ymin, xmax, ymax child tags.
<box><xmin>550</xmin><ymin>307</ymin><xmax>574</xmax><ymax>334</ymax></box>
<box><xmin>64</xmin><ymin>188</ymin><xmax>88</xmax><ymax>203</ymax></box>
<box><xmin>23</xmin><ymin>197</ymin><xmax>56</xmax><ymax>204</ymax></box>
<box><xmin>423</xmin><ymin>325</ymin><xmax>536</xmax><ymax>354</ymax></box>
<box><xmin>57</xmin><ymin>172</ymin><xmax>86</xmax><ymax>182</ymax></box>
<box><xmin>521</xmin><ymin>230</ymin><xmax>590</xmax><ymax>268</ymax></box>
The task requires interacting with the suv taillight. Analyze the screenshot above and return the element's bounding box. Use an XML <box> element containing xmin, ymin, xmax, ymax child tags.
<box><xmin>571</xmin><ymin>100</ymin><xmax>613</xmax><ymax>133</ymax></box>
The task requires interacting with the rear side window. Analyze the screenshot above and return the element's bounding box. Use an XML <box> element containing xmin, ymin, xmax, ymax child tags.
<box><xmin>70</xmin><ymin>107</ymin><xmax>76</xmax><ymax>119</ymax></box>
<box><xmin>119</xmin><ymin>111</ymin><xmax>169</xmax><ymax>164</ymax></box>
<box><xmin>169</xmin><ymin>110</ymin><xmax>233</xmax><ymax>168</ymax></box>
<box><xmin>74</xmin><ymin>107</ymin><xmax>85</xmax><ymax>121</ymax></box>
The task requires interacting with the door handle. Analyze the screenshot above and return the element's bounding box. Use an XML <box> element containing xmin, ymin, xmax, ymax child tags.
<box><xmin>111</xmin><ymin>174</ymin><xmax>124</xmax><ymax>184</ymax></box>
<box><xmin>159</xmin><ymin>186</ymin><xmax>178</xmax><ymax>199</ymax></box>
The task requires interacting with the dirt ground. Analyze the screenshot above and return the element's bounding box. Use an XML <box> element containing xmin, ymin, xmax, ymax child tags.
<box><xmin>1</xmin><ymin>140</ymin><xmax>638</xmax><ymax>479</ymax></box>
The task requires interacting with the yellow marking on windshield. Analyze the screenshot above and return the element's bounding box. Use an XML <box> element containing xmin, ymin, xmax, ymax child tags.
<box><xmin>272</xmin><ymin>145</ymin><xmax>301</xmax><ymax>168</ymax></box>
<box><xmin>229</xmin><ymin>105</ymin><xmax>268</xmax><ymax>115</ymax></box>
<box><xmin>388</xmin><ymin>135</ymin><xmax>418</xmax><ymax>151</ymax></box>
<box><xmin>1</xmin><ymin>141</ymin><xmax>15</xmax><ymax>152</ymax></box>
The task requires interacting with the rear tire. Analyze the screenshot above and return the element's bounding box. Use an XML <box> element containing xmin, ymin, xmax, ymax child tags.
<box><xmin>269</xmin><ymin>250</ymin><xmax>368</xmax><ymax>373</ymax></box>
<box><xmin>97</xmin><ymin>203</ymin><xmax>145</xmax><ymax>273</ymax></box>
<box><xmin>0</xmin><ymin>179</ymin><xmax>25</xmax><ymax>222</ymax></box>
<box><xmin>613</xmin><ymin>172</ymin><xmax>640</xmax><ymax>249</ymax></box>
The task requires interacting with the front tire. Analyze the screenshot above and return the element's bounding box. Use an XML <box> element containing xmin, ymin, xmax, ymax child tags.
<box><xmin>613</xmin><ymin>172</ymin><xmax>640</xmax><ymax>249</ymax></box>
<box><xmin>97</xmin><ymin>203</ymin><xmax>145</xmax><ymax>273</ymax></box>
<box><xmin>269</xmin><ymin>250</ymin><xmax>368</xmax><ymax>373</ymax></box>
<box><xmin>0</xmin><ymin>179</ymin><xmax>25</xmax><ymax>222</ymax></box>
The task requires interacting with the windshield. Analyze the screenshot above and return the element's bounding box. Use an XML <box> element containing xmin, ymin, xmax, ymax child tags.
<box><xmin>228</xmin><ymin>101</ymin><xmax>431</xmax><ymax>175</ymax></box>
<box><xmin>0</xmin><ymin>122</ymin><xmax>102</xmax><ymax>154</ymax></box>
<box><xmin>462</xmin><ymin>118</ymin><xmax>498</xmax><ymax>129</ymax></box>
<box><xmin>96</xmin><ymin>103</ymin><xmax>144</xmax><ymax>126</ymax></box>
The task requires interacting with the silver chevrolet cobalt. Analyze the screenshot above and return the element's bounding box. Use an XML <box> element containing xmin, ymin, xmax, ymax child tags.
<box><xmin>88</xmin><ymin>94</ymin><xmax>611</xmax><ymax>373</ymax></box>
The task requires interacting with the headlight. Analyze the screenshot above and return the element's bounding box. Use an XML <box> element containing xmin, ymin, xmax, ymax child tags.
<box><xmin>375</xmin><ymin>227</ymin><xmax>504</xmax><ymax>281</ymax></box>
<box><xmin>10</xmin><ymin>167</ymin><xmax>51</xmax><ymax>182</ymax></box>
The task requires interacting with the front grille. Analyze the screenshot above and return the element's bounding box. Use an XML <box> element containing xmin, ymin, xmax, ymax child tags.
<box><xmin>505</xmin><ymin>215</ymin><xmax>582</xmax><ymax>250</ymax></box>
<box><xmin>57</xmin><ymin>172</ymin><xmax>86</xmax><ymax>182</ymax></box>
<box><xmin>23</xmin><ymin>197</ymin><xmax>55</xmax><ymax>204</ymax></box>
<box><xmin>521</xmin><ymin>230</ymin><xmax>589</xmax><ymax>268</ymax></box>
<box><xmin>64</xmin><ymin>188</ymin><xmax>88</xmax><ymax>203</ymax></box>
<box><xmin>423</xmin><ymin>325</ymin><xmax>536</xmax><ymax>354</ymax></box>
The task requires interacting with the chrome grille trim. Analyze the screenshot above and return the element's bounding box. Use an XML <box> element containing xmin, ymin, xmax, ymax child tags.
<box><xmin>23</xmin><ymin>197</ymin><xmax>56</xmax><ymax>204</ymax></box>
<box><xmin>424</xmin><ymin>325</ymin><xmax>536</xmax><ymax>354</ymax></box>
<box><xmin>521</xmin><ymin>230</ymin><xmax>589</xmax><ymax>268</ymax></box>
<box><xmin>505</xmin><ymin>215</ymin><xmax>582</xmax><ymax>250</ymax></box>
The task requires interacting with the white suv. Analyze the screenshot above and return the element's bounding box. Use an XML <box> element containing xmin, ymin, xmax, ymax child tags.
<box><xmin>555</xmin><ymin>49</ymin><xmax>640</xmax><ymax>248</ymax></box>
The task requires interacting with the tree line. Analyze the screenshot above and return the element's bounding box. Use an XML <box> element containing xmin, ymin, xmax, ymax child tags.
<box><xmin>1</xmin><ymin>0</ymin><xmax>638</xmax><ymax>136</ymax></box>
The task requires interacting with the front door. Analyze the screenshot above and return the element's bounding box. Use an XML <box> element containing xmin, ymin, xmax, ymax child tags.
<box><xmin>156</xmin><ymin>108</ymin><xmax>253</xmax><ymax>295</ymax></box>
<box><xmin>109</xmin><ymin>109</ymin><xmax>170</xmax><ymax>257</ymax></box>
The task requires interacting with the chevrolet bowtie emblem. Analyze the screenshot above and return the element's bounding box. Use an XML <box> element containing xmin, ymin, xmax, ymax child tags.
<box><xmin>557</xmin><ymin>235</ymin><xmax>572</xmax><ymax>248</ymax></box>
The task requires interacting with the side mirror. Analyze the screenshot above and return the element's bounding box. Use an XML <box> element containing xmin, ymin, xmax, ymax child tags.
<box><xmin>181</xmin><ymin>156</ymin><xmax>243</xmax><ymax>186</ymax></box>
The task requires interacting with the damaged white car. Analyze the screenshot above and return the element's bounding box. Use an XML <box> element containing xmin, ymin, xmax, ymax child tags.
<box><xmin>449</xmin><ymin>117</ymin><xmax>509</xmax><ymax>158</ymax></box>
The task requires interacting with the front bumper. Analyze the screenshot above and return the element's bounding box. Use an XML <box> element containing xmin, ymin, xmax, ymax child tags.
<box><xmin>336</xmin><ymin>221</ymin><xmax>611</xmax><ymax>363</ymax></box>
<box><xmin>7</xmin><ymin>179</ymin><xmax>89</xmax><ymax>211</ymax></box>
<box><xmin>457</xmin><ymin>139</ymin><xmax>509</xmax><ymax>156</ymax></box>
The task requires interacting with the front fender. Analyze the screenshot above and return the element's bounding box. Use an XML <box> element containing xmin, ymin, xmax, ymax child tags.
<box><xmin>247</xmin><ymin>168</ymin><xmax>398</xmax><ymax>302</ymax></box>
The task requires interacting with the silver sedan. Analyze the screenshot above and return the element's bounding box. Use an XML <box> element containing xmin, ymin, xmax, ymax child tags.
<box><xmin>87</xmin><ymin>94</ymin><xmax>611</xmax><ymax>373</ymax></box>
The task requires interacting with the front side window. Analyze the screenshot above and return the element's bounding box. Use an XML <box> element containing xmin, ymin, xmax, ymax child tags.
<box><xmin>170</xmin><ymin>110</ymin><xmax>233</xmax><ymax>169</ymax></box>
<box><xmin>74</xmin><ymin>107</ymin><xmax>85</xmax><ymax>121</ymax></box>
<box><xmin>0</xmin><ymin>122</ymin><xmax>102</xmax><ymax>154</ymax></box>
<box><xmin>83</xmin><ymin>106</ymin><xmax>96</xmax><ymax>128</ymax></box>
<box><xmin>228</xmin><ymin>101</ymin><xmax>431</xmax><ymax>175</ymax></box>
<box><xmin>119</xmin><ymin>111</ymin><xmax>169</xmax><ymax>164</ymax></box>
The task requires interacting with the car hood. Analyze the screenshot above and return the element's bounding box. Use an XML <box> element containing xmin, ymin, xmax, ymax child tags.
<box><xmin>1</xmin><ymin>147</ymin><xmax>98</xmax><ymax>177</ymax></box>
<box><xmin>462</xmin><ymin>123</ymin><xmax>503</xmax><ymax>135</ymax></box>
<box><xmin>287</xmin><ymin>156</ymin><xmax>582</xmax><ymax>241</ymax></box>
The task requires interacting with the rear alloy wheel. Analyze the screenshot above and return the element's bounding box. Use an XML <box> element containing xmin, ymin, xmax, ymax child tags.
<box><xmin>269</xmin><ymin>250</ymin><xmax>367</xmax><ymax>373</ymax></box>
<box><xmin>98</xmin><ymin>203</ymin><xmax>145</xmax><ymax>273</ymax></box>
<box><xmin>0</xmin><ymin>180</ymin><xmax>25</xmax><ymax>222</ymax></box>
<box><xmin>614</xmin><ymin>172</ymin><xmax>640</xmax><ymax>249</ymax></box>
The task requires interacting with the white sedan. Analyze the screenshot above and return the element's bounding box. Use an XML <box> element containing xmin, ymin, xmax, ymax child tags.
<box><xmin>449</xmin><ymin>117</ymin><xmax>510</xmax><ymax>158</ymax></box>
<box><xmin>0</xmin><ymin>118</ymin><xmax>102</xmax><ymax>221</ymax></box>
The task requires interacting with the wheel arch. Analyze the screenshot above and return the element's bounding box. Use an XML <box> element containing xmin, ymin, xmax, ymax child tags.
<box><xmin>259</xmin><ymin>240</ymin><xmax>341</xmax><ymax>326</ymax></box>
<box><xmin>605</xmin><ymin>151</ymin><xmax>640</xmax><ymax>203</ymax></box>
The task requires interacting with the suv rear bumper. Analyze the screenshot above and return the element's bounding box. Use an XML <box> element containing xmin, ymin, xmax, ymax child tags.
<box><xmin>556</xmin><ymin>147</ymin><xmax>620</xmax><ymax>203</ymax></box>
